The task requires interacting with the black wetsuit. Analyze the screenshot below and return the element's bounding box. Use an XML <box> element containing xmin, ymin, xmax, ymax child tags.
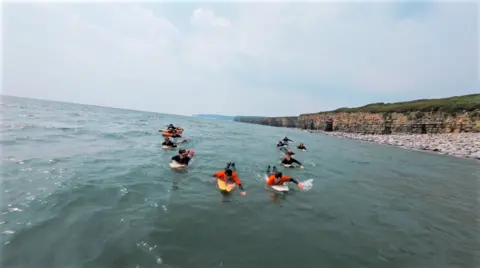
<box><xmin>281</xmin><ymin>157</ymin><xmax>302</xmax><ymax>166</ymax></box>
<box><xmin>277</xmin><ymin>142</ymin><xmax>287</xmax><ymax>147</ymax></box>
<box><xmin>162</xmin><ymin>141</ymin><xmax>177</xmax><ymax>147</ymax></box>
<box><xmin>297</xmin><ymin>145</ymin><xmax>306</xmax><ymax>150</ymax></box>
<box><xmin>172</xmin><ymin>155</ymin><xmax>191</xmax><ymax>165</ymax></box>
<box><xmin>283</xmin><ymin>137</ymin><xmax>293</xmax><ymax>143</ymax></box>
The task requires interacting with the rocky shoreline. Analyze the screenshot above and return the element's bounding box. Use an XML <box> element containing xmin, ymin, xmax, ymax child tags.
<box><xmin>307</xmin><ymin>130</ymin><xmax>480</xmax><ymax>160</ymax></box>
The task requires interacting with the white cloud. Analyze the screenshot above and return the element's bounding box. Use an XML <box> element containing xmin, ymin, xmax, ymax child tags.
<box><xmin>3</xmin><ymin>2</ymin><xmax>479</xmax><ymax>116</ymax></box>
<box><xmin>190</xmin><ymin>8</ymin><xmax>231</xmax><ymax>28</ymax></box>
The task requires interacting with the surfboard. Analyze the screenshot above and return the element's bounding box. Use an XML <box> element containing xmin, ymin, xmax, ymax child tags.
<box><xmin>169</xmin><ymin>161</ymin><xmax>186</xmax><ymax>169</ymax></box>
<box><xmin>162</xmin><ymin>145</ymin><xmax>174</xmax><ymax>150</ymax></box>
<box><xmin>217</xmin><ymin>179</ymin><xmax>237</xmax><ymax>192</ymax></box>
<box><xmin>271</xmin><ymin>184</ymin><xmax>289</xmax><ymax>192</ymax></box>
<box><xmin>283</xmin><ymin>164</ymin><xmax>294</xmax><ymax>168</ymax></box>
<box><xmin>160</xmin><ymin>128</ymin><xmax>183</xmax><ymax>133</ymax></box>
<box><xmin>264</xmin><ymin>175</ymin><xmax>289</xmax><ymax>192</ymax></box>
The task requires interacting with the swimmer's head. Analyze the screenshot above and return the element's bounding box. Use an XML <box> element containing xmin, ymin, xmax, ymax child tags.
<box><xmin>275</xmin><ymin>171</ymin><xmax>282</xmax><ymax>178</ymax></box>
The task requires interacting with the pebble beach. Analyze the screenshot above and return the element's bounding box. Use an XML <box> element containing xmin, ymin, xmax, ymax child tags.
<box><xmin>309</xmin><ymin>131</ymin><xmax>480</xmax><ymax>160</ymax></box>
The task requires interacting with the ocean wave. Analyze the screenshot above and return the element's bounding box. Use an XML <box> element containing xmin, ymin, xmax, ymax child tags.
<box><xmin>2</xmin><ymin>96</ymin><xmax>480</xmax><ymax>268</ymax></box>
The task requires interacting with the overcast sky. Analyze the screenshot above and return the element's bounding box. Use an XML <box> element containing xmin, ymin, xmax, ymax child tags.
<box><xmin>2</xmin><ymin>0</ymin><xmax>479</xmax><ymax>116</ymax></box>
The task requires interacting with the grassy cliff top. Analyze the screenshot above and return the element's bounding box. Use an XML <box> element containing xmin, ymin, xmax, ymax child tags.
<box><xmin>311</xmin><ymin>94</ymin><xmax>480</xmax><ymax>114</ymax></box>
<box><xmin>234</xmin><ymin>115</ymin><xmax>297</xmax><ymax>119</ymax></box>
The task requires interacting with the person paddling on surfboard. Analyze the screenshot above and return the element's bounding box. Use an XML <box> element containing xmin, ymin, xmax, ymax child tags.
<box><xmin>163</xmin><ymin>124</ymin><xmax>183</xmax><ymax>135</ymax></box>
<box><xmin>171</xmin><ymin>148</ymin><xmax>194</xmax><ymax>166</ymax></box>
<box><xmin>213</xmin><ymin>162</ymin><xmax>247</xmax><ymax>195</ymax></box>
<box><xmin>277</xmin><ymin>141</ymin><xmax>288</xmax><ymax>148</ymax></box>
<box><xmin>281</xmin><ymin>154</ymin><xmax>304</xmax><ymax>168</ymax></box>
<box><xmin>279</xmin><ymin>147</ymin><xmax>295</xmax><ymax>155</ymax></box>
<box><xmin>167</xmin><ymin>124</ymin><xmax>182</xmax><ymax>132</ymax></box>
<box><xmin>283</xmin><ymin>137</ymin><xmax>293</xmax><ymax>143</ymax></box>
<box><xmin>162</xmin><ymin>137</ymin><xmax>177</xmax><ymax>149</ymax></box>
<box><xmin>297</xmin><ymin>143</ymin><xmax>307</xmax><ymax>150</ymax></box>
<box><xmin>266</xmin><ymin>166</ymin><xmax>303</xmax><ymax>189</ymax></box>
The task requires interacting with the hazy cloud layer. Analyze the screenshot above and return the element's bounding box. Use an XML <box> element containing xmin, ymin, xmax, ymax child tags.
<box><xmin>3</xmin><ymin>1</ymin><xmax>479</xmax><ymax>116</ymax></box>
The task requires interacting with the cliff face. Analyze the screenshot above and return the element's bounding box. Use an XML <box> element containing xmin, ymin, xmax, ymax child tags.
<box><xmin>235</xmin><ymin>111</ymin><xmax>480</xmax><ymax>134</ymax></box>
<box><xmin>298</xmin><ymin>111</ymin><xmax>480</xmax><ymax>134</ymax></box>
<box><xmin>234</xmin><ymin>116</ymin><xmax>298</xmax><ymax>128</ymax></box>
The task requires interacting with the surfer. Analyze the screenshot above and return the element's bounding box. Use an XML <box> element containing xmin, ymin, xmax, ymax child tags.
<box><xmin>281</xmin><ymin>154</ymin><xmax>304</xmax><ymax>168</ymax></box>
<box><xmin>162</xmin><ymin>137</ymin><xmax>177</xmax><ymax>149</ymax></box>
<box><xmin>171</xmin><ymin>148</ymin><xmax>194</xmax><ymax>166</ymax></box>
<box><xmin>277</xmin><ymin>141</ymin><xmax>287</xmax><ymax>148</ymax></box>
<box><xmin>297</xmin><ymin>143</ymin><xmax>307</xmax><ymax>150</ymax></box>
<box><xmin>279</xmin><ymin>147</ymin><xmax>295</xmax><ymax>155</ymax></box>
<box><xmin>213</xmin><ymin>162</ymin><xmax>246</xmax><ymax>195</ymax></box>
<box><xmin>266</xmin><ymin>166</ymin><xmax>303</xmax><ymax>188</ymax></box>
<box><xmin>283</xmin><ymin>137</ymin><xmax>293</xmax><ymax>143</ymax></box>
<box><xmin>159</xmin><ymin>127</ymin><xmax>182</xmax><ymax>138</ymax></box>
<box><xmin>165</xmin><ymin>124</ymin><xmax>183</xmax><ymax>134</ymax></box>
<box><xmin>167</xmin><ymin>124</ymin><xmax>177</xmax><ymax>131</ymax></box>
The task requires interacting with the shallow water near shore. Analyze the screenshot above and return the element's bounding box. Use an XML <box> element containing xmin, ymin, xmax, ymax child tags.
<box><xmin>1</xmin><ymin>96</ymin><xmax>479</xmax><ymax>268</ymax></box>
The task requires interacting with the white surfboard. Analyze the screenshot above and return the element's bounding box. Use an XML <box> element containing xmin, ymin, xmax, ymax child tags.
<box><xmin>272</xmin><ymin>184</ymin><xmax>289</xmax><ymax>192</ymax></box>
<box><xmin>169</xmin><ymin>161</ymin><xmax>186</xmax><ymax>169</ymax></box>
<box><xmin>162</xmin><ymin>145</ymin><xmax>174</xmax><ymax>150</ymax></box>
<box><xmin>264</xmin><ymin>175</ymin><xmax>289</xmax><ymax>192</ymax></box>
<box><xmin>282</xmin><ymin>164</ymin><xmax>293</xmax><ymax>168</ymax></box>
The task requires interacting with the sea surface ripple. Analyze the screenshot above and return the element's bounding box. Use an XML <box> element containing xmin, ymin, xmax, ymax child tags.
<box><xmin>1</xmin><ymin>96</ymin><xmax>479</xmax><ymax>268</ymax></box>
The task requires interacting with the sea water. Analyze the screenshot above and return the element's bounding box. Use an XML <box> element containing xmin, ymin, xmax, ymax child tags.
<box><xmin>1</xmin><ymin>96</ymin><xmax>479</xmax><ymax>268</ymax></box>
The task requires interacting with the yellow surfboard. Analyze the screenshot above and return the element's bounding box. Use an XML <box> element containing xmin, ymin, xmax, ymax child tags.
<box><xmin>217</xmin><ymin>179</ymin><xmax>237</xmax><ymax>192</ymax></box>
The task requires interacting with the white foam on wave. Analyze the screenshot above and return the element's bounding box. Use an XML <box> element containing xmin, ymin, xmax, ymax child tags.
<box><xmin>300</xmin><ymin>179</ymin><xmax>314</xmax><ymax>190</ymax></box>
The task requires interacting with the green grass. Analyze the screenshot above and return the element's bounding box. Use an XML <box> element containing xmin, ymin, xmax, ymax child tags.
<box><xmin>316</xmin><ymin>94</ymin><xmax>480</xmax><ymax>114</ymax></box>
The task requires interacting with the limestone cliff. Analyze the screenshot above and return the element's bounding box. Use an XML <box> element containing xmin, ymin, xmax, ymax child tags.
<box><xmin>297</xmin><ymin>111</ymin><xmax>480</xmax><ymax>134</ymax></box>
<box><xmin>233</xmin><ymin>94</ymin><xmax>480</xmax><ymax>134</ymax></box>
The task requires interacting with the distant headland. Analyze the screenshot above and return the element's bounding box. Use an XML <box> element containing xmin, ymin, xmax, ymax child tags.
<box><xmin>192</xmin><ymin>114</ymin><xmax>235</xmax><ymax>121</ymax></box>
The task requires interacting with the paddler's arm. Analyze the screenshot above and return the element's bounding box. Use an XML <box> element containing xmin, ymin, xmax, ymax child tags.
<box><xmin>238</xmin><ymin>184</ymin><xmax>245</xmax><ymax>191</ymax></box>
<box><xmin>289</xmin><ymin>177</ymin><xmax>304</xmax><ymax>188</ymax></box>
<box><xmin>234</xmin><ymin>176</ymin><xmax>247</xmax><ymax>195</ymax></box>
<box><xmin>292</xmin><ymin>158</ymin><xmax>304</xmax><ymax>168</ymax></box>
